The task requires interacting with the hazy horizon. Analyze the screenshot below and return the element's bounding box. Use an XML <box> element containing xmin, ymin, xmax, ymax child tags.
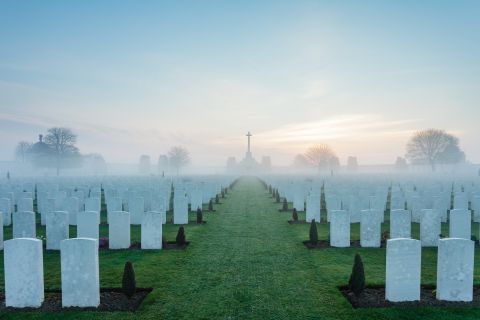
<box><xmin>1</xmin><ymin>1</ymin><xmax>479</xmax><ymax>167</ymax></box>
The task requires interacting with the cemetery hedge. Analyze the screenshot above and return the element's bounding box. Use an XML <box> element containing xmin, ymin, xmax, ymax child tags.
<box><xmin>1</xmin><ymin>177</ymin><xmax>480</xmax><ymax>319</ymax></box>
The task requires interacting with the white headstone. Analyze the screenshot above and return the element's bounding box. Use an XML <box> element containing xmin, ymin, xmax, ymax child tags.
<box><xmin>385</xmin><ymin>238</ymin><xmax>421</xmax><ymax>302</ymax></box>
<box><xmin>12</xmin><ymin>211</ymin><xmax>36</xmax><ymax>238</ymax></box>
<box><xmin>436</xmin><ymin>238</ymin><xmax>474</xmax><ymax>301</ymax></box>
<box><xmin>46</xmin><ymin>211</ymin><xmax>69</xmax><ymax>250</ymax></box>
<box><xmin>141</xmin><ymin>211</ymin><xmax>163</xmax><ymax>249</ymax></box>
<box><xmin>420</xmin><ymin>209</ymin><xmax>441</xmax><ymax>247</ymax></box>
<box><xmin>4</xmin><ymin>238</ymin><xmax>44</xmax><ymax>307</ymax></box>
<box><xmin>360</xmin><ymin>209</ymin><xmax>381</xmax><ymax>247</ymax></box>
<box><xmin>61</xmin><ymin>238</ymin><xmax>100</xmax><ymax>307</ymax></box>
<box><xmin>66</xmin><ymin>197</ymin><xmax>79</xmax><ymax>225</ymax></box>
<box><xmin>0</xmin><ymin>198</ymin><xmax>12</xmax><ymax>226</ymax></box>
<box><xmin>330</xmin><ymin>210</ymin><xmax>350</xmax><ymax>247</ymax></box>
<box><xmin>77</xmin><ymin>211</ymin><xmax>99</xmax><ymax>240</ymax></box>
<box><xmin>449</xmin><ymin>209</ymin><xmax>471</xmax><ymax>240</ymax></box>
<box><xmin>390</xmin><ymin>209</ymin><xmax>411</xmax><ymax>239</ymax></box>
<box><xmin>130</xmin><ymin>197</ymin><xmax>144</xmax><ymax>225</ymax></box>
<box><xmin>174</xmin><ymin>195</ymin><xmax>188</xmax><ymax>225</ymax></box>
<box><xmin>17</xmin><ymin>197</ymin><xmax>33</xmax><ymax>213</ymax></box>
<box><xmin>109</xmin><ymin>211</ymin><xmax>130</xmax><ymax>249</ymax></box>
<box><xmin>306</xmin><ymin>193</ymin><xmax>321</xmax><ymax>223</ymax></box>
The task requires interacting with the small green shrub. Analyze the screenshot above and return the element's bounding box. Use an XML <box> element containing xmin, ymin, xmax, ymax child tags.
<box><xmin>292</xmin><ymin>208</ymin><xmax>298</xmax><ymax>221</ymax></box>
<box><xmin>309</xmin><ymin>219</ymin><xmax>318</xmax><ymax>244</ymax></box>
<box><xmin>196</xmin><ymin>207</ymin><xmax>203</xmax><ymax>223</ymax></box>
<box><xmin>122</xmin><ymin>261</ymin><xmax>136</xmax><ymax>298</ymax></box>
<box><xmin>176</xmin><ymin>226</ymin><xmax>186</xmax><ymax>245</ymax></box>
<box><xmin>348</xmin><ymin>253</ymin><xmax>365</xmax><ymax>297</ymax></box>
<box><xmin>282</xmin><ymin>198</ymin><xmax>288</xmax><ymax>211</ymax></box>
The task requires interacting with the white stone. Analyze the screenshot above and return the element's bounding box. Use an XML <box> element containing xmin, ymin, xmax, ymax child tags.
<box><xmin>390</xmin><ymin>209</ymin><xmax>411</xmax><ymax>239</ymax></box>
<box><xmin>306</xmin><ymin>193</ymin><xmax>321</xmax><ymax>223</ymax></box>
<box><xmin>385</xmin><ymin>238</ymin><xmax>421</xmax><ymax>302</ymax></box>
<box><xmin>0</xmin><ymin>198</ymin><xmax>12</xmax><ymax>226</ymax></box>
<box><xmin>46</xmin><ymin>211</ymin><xmax>69</xmax><ymax>250</ymax></box>
<box><xmin>436</xmin><ymin>238</ymin><xmax>474</xmax><ymax>301</ymax></box>
<box><xmin>4</xmin><ymin>238</ymin><xmax>44</xmax><ymax>307</ymax></box>
<box><xmin>84</xmin><ymin>197</ymin><xmax>101</xmax><ymax>213</ymax></box>
<box><xmin>17</xmin><ymin>197</ymin><xmax>33</xmax><ymax>213</ymax></box>
<box><xmin>12</xmin><ymin>211</ymin><xmax>36</xmax><ymax>238</ymax></box>
<box><xmin>330</xmin><ymin>210</ymin><xmax>350</xmax><ymax>247</ymax></box>
<box><xmin>61</xmin><ymin>238</ymin><xmax>100</xmax><ymax>307</ymax></box>
<box><xmin>174</xmin><ymin>194</ymin><xmax>188</xmax><ymax>225</ymax></box>
<box><xmin>42</xmin><ymin>198</ymin><xmax>55</xmax><ymax>226</ymax></box>
<box><xmin>420</xmin><ymin>209</ymin><xmax>441</xmax><ymax>247</ymax></box>
<box><xmin>107</xmin><ymin>197</ymin><xmax>122</xmax><ymax>223</ymax></box>
<box><xmin>360</xmin><ymin>209</ymin><xmax>381</xmax><ymax>247</ymax></box>
<box><xmin>130</xmin><ymin>197</ymin><xmax>144</xmax><ymax>225</ymax></box>
<box><xmin>77</xmin><ymin>211</ymin><xmax>99</xmax><ymax>240</ymax></box>
<box><xmin>66</xmin><ymin>197</ymin><xmax>79</xmax><ymax>225</ymax></box>
<box><xmin>109</xmin><ymin>211</ymin><xmax>130</xmax><ymax>249</ymax></box>
<box><xmin>190</xmin><ymin>189</ymin><xmax>203</xmax><ymax>212</ymax></box>
<box><xmin>449</xmin><ymin>209</ymin><xmax>471</xmax><ymax>240</ymax></box>
<box><xmin>141</xmin><ymin>211</ymin><xmax>163</xmax><ymax>249</ymax></box>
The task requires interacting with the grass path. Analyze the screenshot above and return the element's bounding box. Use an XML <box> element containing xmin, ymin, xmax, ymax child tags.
<box><xmin>2</xmin><ymin>176</ymin><xmax>480</xmax><ymax>319</ymax></box>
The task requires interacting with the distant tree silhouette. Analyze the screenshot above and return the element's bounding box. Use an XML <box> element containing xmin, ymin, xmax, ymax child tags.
<box><xmin>406</xmin><ymin>129</ymin><xmax>465</xmax><ymax>171</ymax></box>
<box><xmin>14</xmin><ymin>141</ymin><xmax>32</xmax><ymax>162</ymax></box>
<box><xmin>168</xmin><ymin>146</ymin><xmax>190</xmax><ymax>175</ymax></box>
<box><xmin>302</xmin><ymin>144</ymin><xmax>340</xmax><ymax>172</ymax></box>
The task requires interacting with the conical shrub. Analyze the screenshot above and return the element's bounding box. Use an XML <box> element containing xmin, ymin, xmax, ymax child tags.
<box><xmin>309</xmin><ymin>219</ymin><xmax>318</xmax><ymax>244</ymax></box>
<box><xmin>276</xmin><ymin>190</ymin><xmax>280</xmax><ymax>203</ymax></box>
<box><xmin>196</xmin><ymin>207</ymin><xmax>203</xmax><ymax>223</ymax></box>
<box><xmin>122</xmin><ymin>261</ymin><xmax>136</xmax><ymax>298</ymax></box>
<box><xmin>162</xmin><ymin>235</ymin><xmax>168</xmax><ymax>248</ymax></box>
<box><xmin>292</xmin><ymin>208</ymin><xmax>298</xmax><ymax>221</ymax></box>
<box><xmin>348</xmin><ymin>253</ymin><xmax>365</xmax><ymax>297</ymax></box>
<box><xmin>282</xmin><ymin>198</ymin><xmax>288</xmax><ymax>211</ymax></box>
<box><xmin>215</xmin><ymin>194</ymin><xmax>220</xmax><ymax>204</ymax></box>
<box><xmin>221</xmin><ymin>189</ymin><xmax>225</xmax><ymax>198</ymax></box>
<box><xmin>208</xmin><ymin>199</ymin><xmax>214</xmax><ymax>211</ymax></box>
<box><xmin>176</xmin><ymin>226</ymin><xmax>186</xmax><ymax>245</ymax></box>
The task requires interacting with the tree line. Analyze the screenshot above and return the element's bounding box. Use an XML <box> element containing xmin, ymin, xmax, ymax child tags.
<box><xmin>293</xmin><ymin>129</ymin><xmax>465</xmax><ymax>172</ymax></box>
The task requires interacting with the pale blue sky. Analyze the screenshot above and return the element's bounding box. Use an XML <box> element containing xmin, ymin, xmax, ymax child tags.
<box><xmin>1</xmin><ymin>0</ymin><xmax>479</xmax><ymax>166</ymax></box>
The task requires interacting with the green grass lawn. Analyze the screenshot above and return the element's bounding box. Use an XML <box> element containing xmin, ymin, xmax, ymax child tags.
<box><xmin>1</xmin><ymin>176</ymin><xmax>480</xmax><ymax>319</ymax></box>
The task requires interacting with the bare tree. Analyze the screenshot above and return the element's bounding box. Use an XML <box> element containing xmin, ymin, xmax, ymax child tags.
<box><xmin>168</xmin><ymin>146</ymin><xmax>190</xmax><ymax>175</ymax></box>
<box><xmin>406</xmin><ymin>129</ymin><xmax>464</xmax><ymax>171</ymax></box>
<box><xmin>15</xmin><ymin>141</ymin><xmax>32</xmax><ymax>162</ymax></box>
<box><xmin>44</xmin><ymin>127</ymin><xmax>82</xmax><ymax>175</ymax></box>
<box><xmin>303</xmin><ymin>144</ymin><xmax>340</xmax><ymax>171</ymax></box>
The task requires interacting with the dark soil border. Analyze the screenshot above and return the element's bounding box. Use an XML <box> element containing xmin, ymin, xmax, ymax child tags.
<box><xmin>339</xmin><ymin>284</ymin><xmax>480</xmax><ymax>308</ymax></box>
<box><xmin>0</xmin><ymin>288</ymin><xmax>153</xmax><ymax>312</ymax></box>
<box><xmin>302</xmin><ymin>240</ymin><xmax>386</xmax><ymax>249</ymax></box>
<box><xmin>288</xmin><ymin>220</ymin><xmax>309</xmax><ymax>224</ymax></box>
<box><xmin>97</xmin><ymin>241</ymin><xmax>190</xmax><ymax>251</ymax></box>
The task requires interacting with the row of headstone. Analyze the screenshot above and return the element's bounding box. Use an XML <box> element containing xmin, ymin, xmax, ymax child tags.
<box><xmin>386</xmin><ymin>238</ymin><xmax>474</xmax><ymax>302</ymax></box>
<box><xmin>3</xmin><ymin>210</ymin><xmax>164</xmax><ymax>250</ymax></box>
<box><xmin>4</xmin><ymin>237</ymin><xmax>99</xmax><ymax>308</ymax></box>
<box><xmin>327</xmin><ymin>208</ymin><xmax>474</xmax><ymax>248</ymax></box>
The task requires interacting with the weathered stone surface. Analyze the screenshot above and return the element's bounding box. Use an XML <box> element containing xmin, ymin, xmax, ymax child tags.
<box><xmin>436</xmin><ymin>238</ymin><xmax>474</xmax><ymax>302</ymax></box>
<box><xmin>385</xmin><ymin>238</ymin><xmax>421</xmax><ymax>302</ymax></box>
<box><xmin>4</xmin><ymin>238</ymin><xmax>44</xmax><ymax>307</ymax></box>
<box><xmin>330</xmin><ymin>210</ymin><xmax>350</xmax><ymax>247</ymax></box>
<box><xmin>61</xmin><ymin>238</ymin><xmax>100</xmax><ymax>307</ymax></box>
<box><xmin>12</xmin><ymin>211</ymin><xmax>36</xmax><ymax>239</ymax></box>
<box><xmin>46</xmin><ymin>211</ymin><xmax>69</xmax><ymax>250</ymax></box>
<box><xmin>141</xmin><ymin>211</ymin><xmax>163</xmax><ymax>249</ymax></box>
<box><xmin>109</xmin><ymin>211</ymin><xmax>130</xmax><ymax>249</ymax></box>
<box><xmin>390</xmin><ymin>209</ymin><xmax>411</xmax><ymax>239</ymax></box>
